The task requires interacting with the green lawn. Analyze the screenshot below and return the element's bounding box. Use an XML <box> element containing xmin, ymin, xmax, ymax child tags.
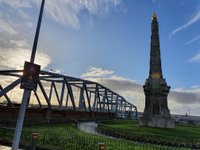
<box><xmin>99</xmin><ymin>119</ymin><xmax>200</xmax><ymax>136</ymax></box>
<box><xmin>0</xmin><ymin>122</ymin><xmax>189</xmax><ymax>150</ymax></box>
<box><xmin>97</xmin><ymin>119</ymin><xmax>200</xmax><ymax>148</ymax></box>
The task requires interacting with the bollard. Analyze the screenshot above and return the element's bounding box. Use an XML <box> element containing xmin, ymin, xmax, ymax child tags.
<box><xmin>98</xmin><ymin>143</ymin><xmax>105</xmax><ymax>150</ymax></box>
<box><xmin>31</xmin><ymin>132</ymin><xmax>38</xmax><ymax>150</ymax></box>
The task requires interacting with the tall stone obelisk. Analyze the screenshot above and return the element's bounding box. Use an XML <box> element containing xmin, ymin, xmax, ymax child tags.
<box><xmin>139</xmin><ymin>13</ymin><xmax>175</xmax><ymax>128</ymax></box>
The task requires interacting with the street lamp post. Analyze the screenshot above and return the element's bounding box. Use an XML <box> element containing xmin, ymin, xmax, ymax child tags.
<box><xmin>12</xmin><ymin>0</ymin><xmax>45</xmax><ymax>149</ymax></box>
<box><xmin>188</xmin><ymin>109</ymin><xmax>191</xmax><ymax>121</ymax></box>
<box><xmin>188</xmin><ymin>109</ymin><xmax>190</xmax><ymax>116</ymax></box>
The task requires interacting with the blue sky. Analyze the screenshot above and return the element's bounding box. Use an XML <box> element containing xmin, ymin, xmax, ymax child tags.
<box><xmin>0</xmin><ymin>0</ymin><xmax>200</xmax><ymax>116</ymax></box>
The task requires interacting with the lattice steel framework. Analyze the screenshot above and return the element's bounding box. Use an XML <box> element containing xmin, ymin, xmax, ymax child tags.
<box><xmin>0</xmin><ymin>70</ymin><xmax>137</xmax><ymax>118</ymax></box>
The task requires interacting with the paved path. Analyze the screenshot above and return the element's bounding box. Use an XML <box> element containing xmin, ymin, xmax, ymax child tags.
<box><xmin>0</xmin><ymin>145</ymin><xmax>11</xmax><ymax>150</ymax></box>
<box><xmin>0</xmin><ymin>145</ymin><xmax>23</xmax><ymax>150</ymax></box>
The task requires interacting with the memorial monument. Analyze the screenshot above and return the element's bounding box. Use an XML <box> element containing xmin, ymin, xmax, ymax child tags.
<box><xmin>139</xmin><ymin>13</ymin><xmax>175</xmax><ymax>128</ymax></box>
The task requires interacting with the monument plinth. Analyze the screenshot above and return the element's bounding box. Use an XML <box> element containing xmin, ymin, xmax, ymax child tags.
<box><xmin>139</xmin><ymin>13</ymin><xmax>175</xmax><ymax>129</ymax></box>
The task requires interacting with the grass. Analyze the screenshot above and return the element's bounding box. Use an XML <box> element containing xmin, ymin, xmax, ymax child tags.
<box><xmin>0</xmin><ymin>122</ymin><xmax>189</xmax><ymax>150</ymax></box>
<box><xmin>97</xmin><ymin>119</ymin><xmax>200</xmax><ymax>148</ymax></box>
<box><xmin>0</xmin><ymin>124</ymin><xmax>146</xmax><ymax>150</ymax></box>
<box><xmin>27</xmin><ymin>123</ymin><xmax>167</xmax><ymax>150</ymax></box>
<box><xmin>99</xmin><ymin>119</ymin><xmax>200</xmax><ymax>137</ymax></box>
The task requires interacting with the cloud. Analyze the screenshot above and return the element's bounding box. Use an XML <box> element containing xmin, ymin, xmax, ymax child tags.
<box><xmin>169</xmin><ymin>11</ymin><xmax>200</xmax><ymax>39</ymax></box>
<box><xmin>0</xmin><ymin>19</ymin><xmax>17</xmax><ymax>36</ymax></box>
<box><xmin>169</xmin><ymin>88</ymin><xmax>200</xmax><ymax>105</ymax></box>
<box><xmin>0</xmin><ymin>2</ymin><xmax>52</xmax><ymax>70</ymax></box>
<box><xmin>42</xmin><ymin>0</ymin><xmax>123</xmax><ymax>29</ymax></box>
<box><xmin>81</xmin><ymin>66</ymin><xmax>114</xmax><ymax>77</ymax></box>
<box><xmin>10</xmin><ymin>40</ymin><xmax>28</xmax><ymax>48</ymax></box>
<box><xmin>0</xmin><ymin>0</ymin><xmax>124</xmax><ymax>71</ymax></box>
<box><xmin>0</xmin><ymin>0</ymin><xmax>124</xmax><ymax>30</ymax></box>
<box><xmin>0</xmin><ymin>0</ymin><xmax>32</xmax><ymax>9</ymax></box>
<box><xmin>18</xmin><ymin>9</ymin><xmax>30</xmax><ymax>19</ymax></box>
<box><xmin>81</xmin><ymin>67</ymin><xmax>145</xmax><ymax>111</ymax></box>
<box><xmin>188</xmin><ymin>52</ymin><xmax>200</xmax><ymax>63</ymax></box>
<box><xmin>185</xmin><ymin>35</ymin><xmax>200</xmax><ymax>45</ymax></box>
<box><xmin>43</xmin><ymin>0</ymin><xmax>80</xmax><ymax>30</ymax></box>
<box><xmin>85</xmin><ymin>75</ymin><xmax>142</xmax><ymax>95</ymax></box>
<box><xmin>0</xmin><ymin>47</ymin><xmax>51</xmax><ymax>70</ymax></box>
<box><xmin>81</xmin><ymin>67</ymin><xmax>200</xmax><ymax>115</ymax></box>
<box><xmin>0</xmin><ymin>1</ymin><xmax>31</xmax><ymax>23</ymax></box>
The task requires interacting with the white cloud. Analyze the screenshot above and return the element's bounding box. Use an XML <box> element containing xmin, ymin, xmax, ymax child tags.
<box><xmin>18</xmin><ymin>10</ymin><xmax>30</xmax><ymax>19</ymax></box>
<box><xmin>0</xmin><ymin>2</ymin><xmax>52</xmax><ymax>70</ymax></box>
<box><xmin>0</xmin><ymin>47</ymin><xmax>51</xmax><ymax>70</ymax></box>
<box><xmin>169</xmin><ymin>11</ymin><xmax>200</xmax><ymax>39</ymax></box>
<box><xmin>0</xmin><ymin>19</ymin><xmax>17</xmax><ymax>35</ymax></box>
<box><xmin>168</xmin><ymin>87</ymin><xmax>200</xmax><ymax>115</ymax></box>
<box><xmin>0</xmin><ymin>0</ymin><xmax>124</xmax><ymax>30</ymax></box>
<box><xmin>81</xmin><ymin>67</ymin><xmax>200</xmax><ymax>115</ymax></box>
<box><xmin>191</xmin><ymin>85</ymin><xmax>200</xmax><ymax>89</ymax></box>
<box><xmin>10</xmin><ymin>40</ymin><xmax>28</xmax><ymax>48</ymax></box>
<box><xmin>169</xmin><ymin>87</ymin><xmax>200</xmax><ymax>105</ymax></box>
<box><xmin>81</xmin><ymin>66</ymin><xmax>114</xmax><ymax>77</ymax></box>
<box><xmin>25</xmin><ymin>22</ymin><xmax>33</xmax><ymax>28</ymax></box>
<box><xmin>43</xmin><ymin>0</ymin><xmax>80</xmax><ymax>30</ymax></box>
<box><xmin>0</xmin><ymin>0</ymin><xmax>32</xmax><ymax>9</ymax></box>
<box><xmin>85</xmin><ymin>76</ymin><xmax>145</xmax><ymax>111</ymax></box>
<box><xmin>42</xmin><ymin>0</ymin><xmax>123</xmax><ymax>29</ymax></box>
<box><xmin>81</xmin><ymin>67</ymin><xmax>145</xmax><ymax>111</ymax></box>
<box><xmin>0</xmin><ymin>0</ymin><xmax>123</xmax><ymax>30</ymax></box>
<box><xmin>188</xmin><ymin>52</ymin><xmax>200</xmax><ymax>63</ymax></box>
<box><xmin>185</xmin><ymin>35</ymin><xmax>200</xmax><ymax>45</ymax></box>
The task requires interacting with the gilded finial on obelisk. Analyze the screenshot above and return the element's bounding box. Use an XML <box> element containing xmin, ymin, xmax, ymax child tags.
<box><xmin>152</xmin><ymin>12</ymin><xmax>157</xmax><ymax>20</ymax></box>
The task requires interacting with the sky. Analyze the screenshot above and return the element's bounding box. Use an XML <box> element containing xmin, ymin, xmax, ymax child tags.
<box><xmin>0</xmin><ymin>0</ymin><xmax>200</xmax><ymax>116</ymax></box>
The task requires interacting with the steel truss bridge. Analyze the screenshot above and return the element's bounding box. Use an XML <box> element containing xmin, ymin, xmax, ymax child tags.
<box><xmin>0</xmin><ymin>70</ymin><xmax>137</xmax><ymax>119</ymax></box>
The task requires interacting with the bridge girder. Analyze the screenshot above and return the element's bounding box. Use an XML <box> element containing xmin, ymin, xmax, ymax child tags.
<box><xmin>0</xmin><ymin>70</ymin><xmax>137</xmax><ymax>118</ymax></box>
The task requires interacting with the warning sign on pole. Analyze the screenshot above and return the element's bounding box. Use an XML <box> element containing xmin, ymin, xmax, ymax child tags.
<box><xmin>20</xmin><ymin>61</ymin><xmax>40</xmax><ymax>90</ymax></box>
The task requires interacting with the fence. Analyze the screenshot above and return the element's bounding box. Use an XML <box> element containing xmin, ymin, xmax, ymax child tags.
<box><xmin>0</xmin><ymin>127</ymin><xmax>191</xmax><ymax>150</ymax></box>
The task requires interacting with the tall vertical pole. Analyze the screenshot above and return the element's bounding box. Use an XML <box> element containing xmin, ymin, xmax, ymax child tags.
<box><xmin>12</xmin><ymin>1</ymin><xmax>45</xmax><ymax>150</ymax></box>
<box><xmin>30</xmin><ymin>0</ymin><xmax>45</xmax><ymax>63</ymax></box>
